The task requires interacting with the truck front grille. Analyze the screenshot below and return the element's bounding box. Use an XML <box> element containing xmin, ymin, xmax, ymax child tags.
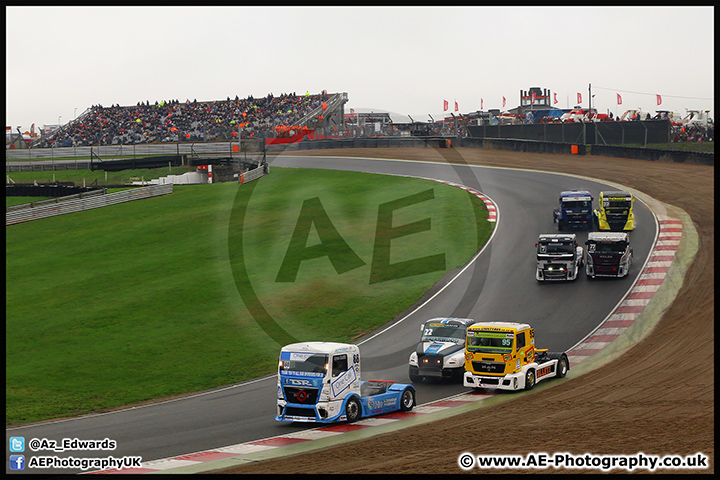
<box><xmin>471</xmin><ymin>361</ymin><xmax>506</xmax><ymax>374</ymax></box>
<box><xmin>418</xmin><ymin>353</ymin><xmax>443</xmax><ymax>372</ymax></box>
<box><xmin>283</xmin><ymin>387</ymin><xmax>319</xmax><ymax>405</ymax></box>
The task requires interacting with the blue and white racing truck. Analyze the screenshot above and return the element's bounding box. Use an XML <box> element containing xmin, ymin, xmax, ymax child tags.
<box><xmin>553</xmin><ymin>190</ymin><xmax>594</xmax><ymax>231</ymax></box>
<box><xmin>276</xmin><ymin>342</ymin><xmax>415</xmax><ymax>423</ymax></box>
<box><xmin>408</xmin><ymin>317</ymin><xmax>476</xmax><ymax>382</ymax></box>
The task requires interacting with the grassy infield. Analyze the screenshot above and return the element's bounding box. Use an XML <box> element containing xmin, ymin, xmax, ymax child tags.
<box><xmin>6</xmin><ymin>166</ymin><xmax>492</xmax><ymax>425</ymax></box>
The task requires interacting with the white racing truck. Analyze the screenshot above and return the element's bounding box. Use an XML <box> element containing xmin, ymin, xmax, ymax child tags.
<box><xmin>585</xmin><ymin>231</ymin><xmax>633</xmax><ymax>279</ymax></box>
<box><xmin>463</xmin><ymin>322</ymin><xmax>570</xmax><ymax>391</ymax></box>
<box><xmin>408</xmin><ymin>317</ymin><xmax>476</xmax><ymax>383</ymax></box>
<box><xmin>535</xmin><ymin>233</ymin><xmax>584</xmax><ymax>281</ymax></box>
<box><xmin>276</xmin><ymin>342</ymin><xmax>415</xmax><ymax>423</ymax></box>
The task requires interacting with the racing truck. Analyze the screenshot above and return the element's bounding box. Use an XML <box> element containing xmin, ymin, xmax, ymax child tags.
<box><xmin>553</xmin><ymin>190</ymin><xmax>594</xmax><ymax>231</ymax></box>
<box><xmin>535</xmin><ymin>233</ymin><xmax>584</xmax><ymax>281</ymax></box>
<box><xmin>463</xmin><ymin>322</ymin><xmax>569</xmax><ymax>391</ymax></box>
<box><xmin>408</xmin><ymin>317</ymin><xmax>476</xmax><ymax>383</ymax></box>
<box><xmin>585</xmin><ymin>231</ymin><xmax>633</xmax><ymax>279</ymax></box>
<box><xmin>276</xmin><ymin>342</ymin><xmax>415</xmax><ymax>423</ymax></box>
<box><xmin>594</xmin><ymin>190</ymin><xmax>635</xmax><ymax>231</ymax></box>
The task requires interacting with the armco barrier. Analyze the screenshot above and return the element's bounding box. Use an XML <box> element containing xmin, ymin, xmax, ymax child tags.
<box><xmin>6</xmin><ymin>184</ymin><xmax>173</xmax><ymax>225</ymax></box>
<box><xmin>239</xmin><ymin>165</ymin><xmax>267</xmax><ymax>184</ymax></box>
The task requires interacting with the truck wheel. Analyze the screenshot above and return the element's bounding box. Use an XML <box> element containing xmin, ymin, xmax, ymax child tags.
<box><xmin>345</xmin><ymin>397</ymin><xmax>361</xmax><ymax>423</ymax></box>
<box><xmin>555</xmin><ymin>355</ymin><xmax>569</xmax><ymax>378</ymax></box>
<box><xmin>400</xmin><ymin>388</ymin><xmax>415</xmax><ymax>412</ymax></box>
<box><xmin>524</xmin><ymin>369</ymin><xmax>536</xmax><ymax>390</ymax></box>
<box><xmin>408</xmin><ymin>367</ymin><xmax>423</xmax><ymax>383</ymax></box>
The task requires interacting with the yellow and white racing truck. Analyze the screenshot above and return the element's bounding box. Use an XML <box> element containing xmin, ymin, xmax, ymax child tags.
<box><xmin>463</xmin><ymin>322</ymin><xmax>569</xmax><ymax>391</ymax></box>
<box><xmin>595</xmin><ymin>190</ymin><xmax>635</xmax><ymax>231</ymax></box>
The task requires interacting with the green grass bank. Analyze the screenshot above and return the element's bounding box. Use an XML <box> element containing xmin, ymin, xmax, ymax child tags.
<box><xmin>6</xmin><ymin>167</ymin><xmax>492</xmax><ymax>424</ymax></box>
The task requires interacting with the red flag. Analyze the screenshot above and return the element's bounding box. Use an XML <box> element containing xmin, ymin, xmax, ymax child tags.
<box><xmin>481</xmin><ymin>98</ymin><xmax>483</xmax><ymax>110</ymax></box>
<box><xmin>656</xmin><ymin>94</ymin><xmax>662</xmax><ymax>106</ymax></box>
<box><xmin>577</xmin><ymin>92</ymin><xmax>582</xmax><ymax>104</ymax></box>
<box><xmin>502</xmin><ymin>96</ymin><xmax>506</xmax><ymax>108</ymax></box>
<box><xmin>455</xmin><ymin>101</ymin><xmax>459</xmax><ymax>112</ymax></box>
<box><xmin>531</xmin><ymin>92</ymin><xmax>536</xmax><ymax>104</ymax></box>
<box><xmin>617</xmin><ymin>93</ymin><xmax>622</xmax><ymax>105</ymax></box>
<box><xmin>443</xmin><ymin>100</ymin><xmax>448</xmax><ymax>112</ymax></box>
<box><xmin>553</xmin><ymin>93</ymin><xmax>558</xmax><ymax>105</ymax></box>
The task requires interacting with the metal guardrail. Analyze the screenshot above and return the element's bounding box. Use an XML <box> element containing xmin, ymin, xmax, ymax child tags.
<box><xmin>238</xmin><ymin>165</ymin><xmax>267</xmax><ymax>184</ymax></box>
<box><xmin>5</xmin><ymin>142</ymin><xmax>240</xmax><ymax>161</ymax></box>
<box><xmin>6</xmin><ymin>184</ymin><xmax>173</xmax><ymax>225</ymax></box>
<box><xmin>6</xmin><ymin>188</ymin><xmax>105</xmax><ymax>212</ymax></box>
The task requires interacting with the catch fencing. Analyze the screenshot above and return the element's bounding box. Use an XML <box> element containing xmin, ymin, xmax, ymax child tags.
<box><xmin>6</xmin><ymin>184</ymin><xmax>173</xmax><ymax>225</ymax></box>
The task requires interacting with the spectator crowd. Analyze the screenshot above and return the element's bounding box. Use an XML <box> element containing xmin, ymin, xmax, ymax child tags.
<box><xmin>672</xmin><ymin>123</ymin><xmax>713</xmax><ymax>143</ymax></box>
<box><xmin>36</xmin><ymin>91</ymin><xmax>330</xmax><ymax>148</ymax></box>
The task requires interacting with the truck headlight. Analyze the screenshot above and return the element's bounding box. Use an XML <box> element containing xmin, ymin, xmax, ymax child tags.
<box><xmin>409</xmin><ymin>351</ymin><xmax>418</xmax><ymax>365</ymax></box>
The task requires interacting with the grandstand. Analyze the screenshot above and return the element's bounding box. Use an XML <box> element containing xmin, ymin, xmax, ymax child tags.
<box><xmin>32</xmin><ymin>91</ymin><xmax>348</xmax><ymax>149</ymax></box>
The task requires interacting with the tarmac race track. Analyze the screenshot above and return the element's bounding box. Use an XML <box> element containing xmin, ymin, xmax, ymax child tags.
<box><xmin>5</xmin><ymin>146</ymin><xmax>712</xmax><ymax>474</ymax></box>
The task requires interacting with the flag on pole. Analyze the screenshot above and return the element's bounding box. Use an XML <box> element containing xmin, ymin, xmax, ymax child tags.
<box><xmin>502</xmin><ymin>96</ymin><xmax>506</xmax><ymax>108</ymax></box>
<box><xmin>443</xmin><ymin>100</ymin><xmax>448</xmax><ymax>112</ymax></box>
<box><xmin>577</xmin><ymin>92</ymin><xmax>582</xmax><ymax>104</ymax></box>
<box><xmin>617</xmin><ymin>93</ymin><xmax>622</xmax><ymax>105</ymax></box>
<box><xmin>481</xmin><ymin>98</ymin><xmax>483</xmax><ymax>110</ymax></box>
<box><xmin>553</xmin><ymin>93</ymin><xmax>558</xmax><ymax>105</ymax></box>
<box><xmin>531</xmin><ymin>92</ymin><xmax>536</xmax><ymax>104</ymax></box>
<box><xmin>656</xmin><ymin>94</ymin><xmax>662</xmax><ymax>106</ymax></box>
<box><xmin>455</xmin><ymin>101</ymin><xmax>459</xmax><ymax>112</ymax></box>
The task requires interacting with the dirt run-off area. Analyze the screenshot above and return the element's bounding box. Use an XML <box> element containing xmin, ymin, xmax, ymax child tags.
<box><xmin>218</xmin><ymin>146</ymin><xmax>713</xmax><ymax>474</ymax></box>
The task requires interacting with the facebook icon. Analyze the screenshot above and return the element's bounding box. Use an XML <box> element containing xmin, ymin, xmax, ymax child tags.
<box><xmin>9</xmin><ymin>455</ymin><xmax>25</xmax><ymax>470</ymax></box>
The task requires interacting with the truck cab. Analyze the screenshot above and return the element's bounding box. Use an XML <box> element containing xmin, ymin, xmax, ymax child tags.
<box><xmin>408</xmin><ymin>317</ymin><xmax>475</xmax><ymax>383</ymax></box>
<box><xmin>585</xmin><ymin>232</ymin><xmax>633</xmax><ymax>278</ymax></box>
<box><xmin>536</xmin><ymin>233</ymin><xmax>584</xmax><ymax>281</ymax></box>
<box><xmin>595</xmin><ymin>191</ymin><xmax>635</xmax><ymax>231</ymax></box>
<box><xmin>276</xmin><ymin>342</ymin><xmax>415</xmax><ymax>423</ymax></box>
<box><xmin>553</xmin><ymin>190</ymin><xmax>593</xmax><ymax>230</ymax></box>
<box><xmin>463</xmin><ymin>322</ymin><xmax>569</xmax><ymax>391</ymax></box>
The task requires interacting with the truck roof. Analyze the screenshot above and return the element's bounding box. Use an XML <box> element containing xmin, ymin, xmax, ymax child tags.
<box><xmin>600</xmin><ymin>190</ymin><xmax>632</xmax><ymax>197</ymax></box>
<box><xmin>538</xmin><ymin>233</ymin><xmax>576</xmax><ymax>242</ymax></box>
<box><xmin>468</xmin><ymin>321</ymin><xmax>532</xmax><ymax>332</ymax></box>
<box><xmin>587</xmin><ymin>231</ymin><xmax>630</xmax><ymax>242</ymax></box>
<box><xmin>560</xmin><ymin>190</ymin><xmax>592</xmax><ymax>200</ymax></box>
<box><xmin>423</xmin><ymin>317</ymin><xmax>476</xmax><ymax>328</ymax></box>
<box><xmin>280</xmin><ymin>341</ymin><xmax>358</xmax><ymax>355</ymax></box>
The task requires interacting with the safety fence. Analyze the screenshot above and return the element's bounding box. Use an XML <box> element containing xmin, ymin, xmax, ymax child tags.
<box><xmin>467</xmin><ymin>120</ymin><xmax>672</xmax><ymax>145</ymax></box>
<box><xmin>6</xmin><ymin>184</ymin><xmax>173</xmax><ymax>225</ymax></box>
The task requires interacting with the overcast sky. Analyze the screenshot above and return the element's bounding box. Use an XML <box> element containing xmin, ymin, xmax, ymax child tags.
<box><xmin>6</xmin><ymin>6</ymin><xmax>715</xmax><ymax>132</ymax></box>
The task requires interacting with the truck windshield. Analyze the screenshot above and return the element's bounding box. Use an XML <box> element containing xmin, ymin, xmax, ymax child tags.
<box><xmin>589</xmin><ymin>242</ymin><xmax>627</xmax><ymax>254</ymax></box>
<box><xmin>538</xmin><ymin>242</ymin><xmax>574</xmax><ymax>254</ymax></box>
<box><xmin>605</xmin><ymin>199</ymin><xmax>631</xmax><ymax>209</ymax></box>
<box><xmin>279</xmin><ymin>353</ymin><xmax>328</xmax><ymax>374</ymax></box>
<box><xmin>467</xmin><ymin>332</ymin><xmax>514</xmax><ymax>353</ymax></box>
<box><xmin>422</xmin><ymin>326</ymin><xmax>466</xmax><ymax>343</ymax></box>
<box><xmin>562</xmin><ymin>200</ymin><xmax>591</xmax><ymax>208</ymax></box>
